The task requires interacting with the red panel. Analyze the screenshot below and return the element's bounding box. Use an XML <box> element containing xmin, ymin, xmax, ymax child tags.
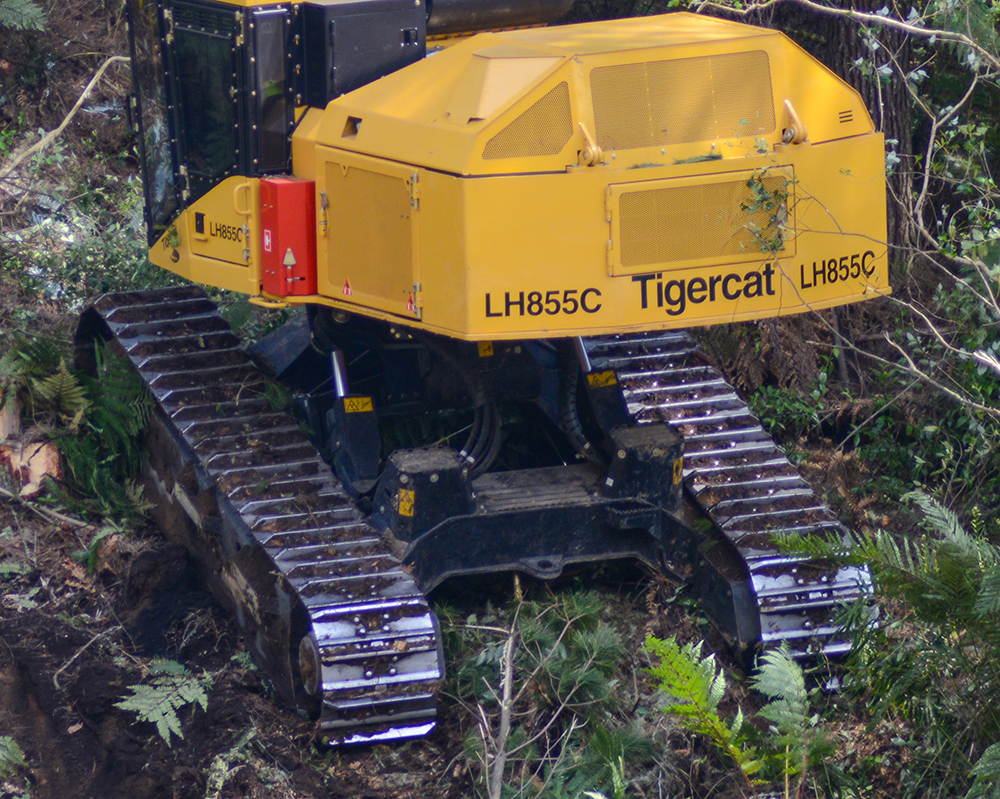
<box><xmin>260</xmin><ymin>177</ymin><xmax>317</xmax><ymax>297</ymax></box>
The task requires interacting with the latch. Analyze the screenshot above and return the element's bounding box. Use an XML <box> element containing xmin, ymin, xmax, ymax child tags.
<box><xmin>319</xmin><ymin>191</ymin><xmax>329</xmax><ymax>237</ymax></box>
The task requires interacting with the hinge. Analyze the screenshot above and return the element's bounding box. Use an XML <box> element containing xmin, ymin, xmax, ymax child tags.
<box><xmin>178</xmin><ymin>165</ymin><xmax>191</xmax><ymax>201</ymax></box>
<box><xmin>409</xmin><ymin>173</ymin><xmax>420</xmax><ymax>210</ymax></box>
<box><xmin>319</xmin><ymin>191</ymin><xmax>329</xmax><ymax>237</ymax></box>
<box><xmin>163</xmin><ymin>7</ymin><xmax>174</xmax><ymax>44</ymax></box>
<box><xmin>605</xmin><ymin>187</ymin><xmax>613</xmax><ymax>270</ymax></box>
<box><xmin>412</xmin><ymin>282</ymin><xmax>423</xmax><ymax>319</ymax></box>
<box><xmin>235</xmin><ymin>11</ymin><xmax>245</xmax><ymax>47</ymax></box>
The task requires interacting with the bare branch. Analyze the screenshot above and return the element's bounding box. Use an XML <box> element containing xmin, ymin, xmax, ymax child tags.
<box><xmin>487</xmin><ymin>626</ymin><xmax>517</xmax><ymax>799</ymax></box>
<box><xmin>694</xmin><ymin>0</ymin><xmax>1000</xmax><ymax>72</ymax></box>
<box><xmin>0</xmin><ymin>56</ymin><xmax>130</xmax><ymax>182</ymax></box>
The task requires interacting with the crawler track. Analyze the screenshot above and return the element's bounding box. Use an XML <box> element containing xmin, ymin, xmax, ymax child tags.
<box><xmin>77</xmin><ymin>286</ymin><xmax>443</xmax><ymax>745</ymax></box>
<box><xmin>77</xmin><ymin>287</ymin><xmax>867</xmax><ymax>745</ymax></box>
<box><xmin>585</xmin><ymin>332</ymin><xmax>871</xmax><ymax>658</ymax></box>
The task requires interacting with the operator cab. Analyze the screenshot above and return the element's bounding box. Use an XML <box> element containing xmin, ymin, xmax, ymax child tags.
<box><xmin>126</xmin><ymin>0</ymin><xmax>432</xmax><ymax>245</ymax></box>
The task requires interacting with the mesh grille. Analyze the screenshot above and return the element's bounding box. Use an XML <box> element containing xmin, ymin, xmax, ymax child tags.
<box><xmin>482</xmin><ymin>82</ymin><xmax>573</xmax><ymax>160</ymax></box>
<box><xmin>619</xmin><ymin>174</ymin><xmax>786</xmax><ymax>268</ymax></box>
<box><xmin>327</xmin><ymin>164</ymin><xmax>412</xmax><ymax>300</ymax></box>
<box><xmin>173</xmin><ymin>1</ymin><xmax>237</xmax><ymax>33</ymax></box>
<box><xmin>592</xmin><ymin>51</ymin><xmax>775</xmax><ymax>151</ymax></box>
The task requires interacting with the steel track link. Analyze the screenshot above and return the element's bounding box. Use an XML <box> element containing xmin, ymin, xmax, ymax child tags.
<box><xmin>77</xmin><ymin>286</ymin><xmax>443</xmax><ymax>745</ymax></box>
<box><xmin>585</xmin><ymin>331</ymin><xmax>871</xmax><ymax>658</ymax></box>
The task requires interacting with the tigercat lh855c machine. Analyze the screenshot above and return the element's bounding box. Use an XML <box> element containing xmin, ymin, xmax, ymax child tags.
<box><xmin>76</xmin><ymin>0</ymin><xmax>888</xmax><ymax>744</ymax></box>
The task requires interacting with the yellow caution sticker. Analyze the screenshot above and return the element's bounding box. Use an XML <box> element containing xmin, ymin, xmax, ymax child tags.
<box><xmin>397</xmin><ymin>488</ymin><xmax>415</xmax><ymax>517</ymax></box>
<box><xmin>344</xmin><ymin>396</ymin><xmax>374</xmax><ymax>413</ymax></box>
<box><xmin>672</xmin><ymin>457</ymin><xmax>684</xmax><ymax>485</ymax></box>
<box><xmin>587</xmin><ymin>370</ymin><xmax>618</xmax><ymax>388</ymax></box>
<box><xmin>478</xmin><ymin>341</ymin><xmax>494</xmax><ymax>358</ymax></box>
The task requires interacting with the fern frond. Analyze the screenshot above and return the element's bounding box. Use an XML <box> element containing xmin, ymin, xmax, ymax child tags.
<box><xmin>0</xmin><ymin>0</ymin><xmax>46</xmax><ymax>30</ymax></box>
<box><xmin>645</xmin><ymin>635</ymin><xmax>761</xmax><ymax>777</ymax></box>
<box><xmin>967</xmin><ymin>741</ymin><xmax>1000</xmax><ymax>799</ymax></box>
<box><xmin>903</xmin><ymin>490</ymin><xmax>999</xmax><ymax>569</ymax></box>
<box><xmin>115</xmin><ymin>659</ymin><xmax>210</xmax><ymax>746</ymax></box>
<box><xmin>976</xmin><ymin>567</ymin><xmax>1000</xmax><ymax>618</ymax></box>
<box><xmin>32</xmin><ymin>360</ymin><xmax>90</xmax><ymax>417</ymax></box>
<box><xmin>0</xmin><ymin>735</ymin><xmax>26</xmax><ymax>779</ymax></box>
<box><xmin>645</xmin><ymin>635</ymin><xmax>724</xmax><ymax>718</ymax></box>
<box><xmin>753</xmin><ymin>644</ymin><xmax>808</xmax><ymax>728</ymax></box>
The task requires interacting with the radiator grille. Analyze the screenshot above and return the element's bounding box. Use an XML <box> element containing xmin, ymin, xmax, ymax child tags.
<box><xmin>591</xmin><ymin>51</ymin><xmax>775</xmax><ymax>151</ymax></box>
<box><xmin>483</xmin><ymin>82</ymin><xmax>573</xmax><ymax>160</ymax></box>
<box><xmin>618</xmin><ymin>173</ymin><xmax>787</xmax><ymax>269</ymax></box>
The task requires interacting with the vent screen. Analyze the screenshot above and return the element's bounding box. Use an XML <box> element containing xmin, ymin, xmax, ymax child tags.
<box><xmin>327</xmin><ymin>163</ymin><xmax>412</xmax><ymax>302</ymax></box>
<box><xmin>618</xmin><ymin>174</ymin><xmax>787</xmax><ymax>269</ymax></box>
<box><xmin>173</xmin><ymin>1</ymin><xmax>237</xmax><ymax>33</ymax></box>
<box><xmin>483</xmin><ymin>82</ymin><xmax>573</xmax><ymax>160</ymax></box>
<box><xmin>591</xmin><ymin>51</ymin><xmax>775</xmax><ymax>151</ymax></box>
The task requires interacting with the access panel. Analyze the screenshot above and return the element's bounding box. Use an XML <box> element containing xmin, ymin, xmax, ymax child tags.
<box><xmin>261</xmin><ymin>177</ymin><xmax>318</xmax><ymax>296</ymax></box>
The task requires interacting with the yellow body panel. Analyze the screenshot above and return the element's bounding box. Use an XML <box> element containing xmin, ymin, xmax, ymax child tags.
<box><xmin>157</xmin><ymin>12</ymin><xmax>889</xmax><ymax>340</ymax></box>
<box><xmin>151</xmin><ymin>176</ymin><xmax>262</xmax><ymax>294</ymax></box>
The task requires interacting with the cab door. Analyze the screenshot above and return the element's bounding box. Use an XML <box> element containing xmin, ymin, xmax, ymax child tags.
<box><xmin>165</xmin><ymin>1</ymin><xmax>246</xmax><ymax>205</ymax></box>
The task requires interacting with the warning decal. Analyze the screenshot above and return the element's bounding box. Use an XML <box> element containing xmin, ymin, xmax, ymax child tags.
<box><xmin>587</xmin><ymin>371</ymin><xmax>618</xmax><ymax>388</ymax></box>
<box><xmin>343</xmin><ymin>397</ymin><xmax>374</xmax><ymax>413</ymax></box>
<box><xmin>397</xmin><ymin>488</ymin><xmax>415</xmax><ymax>517</ymax></box>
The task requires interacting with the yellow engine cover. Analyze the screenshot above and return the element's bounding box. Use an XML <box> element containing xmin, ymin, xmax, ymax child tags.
<box><xmin>156</xmin><ymin>12</ymin><xmax>889</xmax><ymax>340</ymax></box>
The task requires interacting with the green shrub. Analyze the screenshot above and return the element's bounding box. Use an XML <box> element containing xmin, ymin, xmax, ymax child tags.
<box><xmin>782</xmin><ymin>491</ymin><xmax>1000</xmax><ymax>798</ymax></box>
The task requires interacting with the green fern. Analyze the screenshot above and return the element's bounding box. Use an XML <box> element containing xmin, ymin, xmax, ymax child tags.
<box><xmin>751</xmin><ymin>643</ymin><xmax>828</xmax><ymax>786</ymax></box>
<box><xmin>787</xmin><ymin>490</ymin><xmax>1000</xmax><ymax>796</ymax></box>
<box><xmin>644</xmin><ymin>635</ymin><xmax>763</xmax><ymax>778</ymax></box>
<box><xmin>968</xmin><ymin>742</ymin><xmax>1000</xmax><ymax>799</ymax></box>
<box><xmin>115</xmin><ymin>659</ymin><xmax>211</xmax><ymax>746</ymax></box>
<box><xmin>54</xmin><ymin>344</ymin><xmax>153</xmax><ymax>518</ymax></box>
<box><xmin>32</xmin><ymin>360</ymin><xmax>90</xmax><ymax>419</ymax></box>
<box><xmin>0</xmin><ymin>735</ymin><xmax>26</xmax><ymax>779</ymax></box>
<box><xmin>0</xmin><ymin>0</ymin><xmax>45</xmax><ymax>31</ymax></box>
<box><xmin>0</xmin><ymin>333</ymin><xmax>63</xmax><ymax>416</ymax></box>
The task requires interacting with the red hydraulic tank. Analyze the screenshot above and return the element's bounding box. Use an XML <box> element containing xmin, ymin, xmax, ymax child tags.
<box><xmin>260</xmin><ymin>177</ymin><xmax>317</xmax><ymax>296</ymax></box>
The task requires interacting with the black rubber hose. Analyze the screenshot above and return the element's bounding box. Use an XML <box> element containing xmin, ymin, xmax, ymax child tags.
<box><xmin>469</xmin><ymin>401</ymin><xmax>501</xmax><ymax>477</ymax></box>
<box><xmin>558</xmin><ymin>343</ymin><xmax>607</xmax><ymax>467</ymax></box>
<box><xmin>459</xmin><ymin>404</ymin><xmax>485</xmax><ymax>466</ymax></box>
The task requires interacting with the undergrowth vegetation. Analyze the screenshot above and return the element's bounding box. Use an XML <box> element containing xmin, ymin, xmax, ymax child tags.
<box><xmin>0</xmin><ymin>334</ymin><xmax>152</xmax><ymax>519</ymax></box>
<box><xmin>439</xmin><ymin>589</ymin><xmax>659</xmax><ymax>798</ymax></box>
